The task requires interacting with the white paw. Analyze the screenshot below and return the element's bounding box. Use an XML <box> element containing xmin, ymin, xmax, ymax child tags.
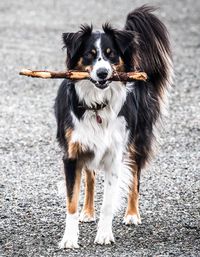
<box><xmin>95</xmin><ymin>227</ymin><xmax>115</xmax><ymax>245</ymax></box>
<box><xmin>123</xmin><ymin>214</ymin><xmax>141</xmax><ymax>225</ymax></box>
<box><xmin>59</xmin><ymin>213</ymin><xmax>79</xmax><ymax>249</ymax></box>
<box><xmin>59</xmin><ymin>235</ymin><xmax>79</xmax><ymax>249</ymax></box>
<box><xmin>79</xmin><ymin>210</ymin><xmax>96</xmax><ymax>223</ymax></box>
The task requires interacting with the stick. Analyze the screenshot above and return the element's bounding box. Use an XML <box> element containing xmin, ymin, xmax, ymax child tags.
<box><xmin>19</xmin><ymin>69</ymin><xmax>147</xmax><ymax>82</ymax></box>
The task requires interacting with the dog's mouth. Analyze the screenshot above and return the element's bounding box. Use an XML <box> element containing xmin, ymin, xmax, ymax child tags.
<box><xmin>90</xmin><ymin>78</ymin><xmax>111</xmax><ymax>89</ymax></box>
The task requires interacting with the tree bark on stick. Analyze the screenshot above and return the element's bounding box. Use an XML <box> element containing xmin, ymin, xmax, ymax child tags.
<box><xmin>19</xmin><ymin>69</ymin><xmax>147</xmax><ymax>82</ymax></box>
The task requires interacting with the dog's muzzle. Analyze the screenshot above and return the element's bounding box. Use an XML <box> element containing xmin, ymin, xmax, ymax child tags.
<box><xmin>90</xmin><ymin>68</ymin><xmax>112</xmax><ymax>89</ymax></box>
<box><xmin>90</xmin><ymin>78</ymin><xmax>111</xmax><ymax>89</ymax></box>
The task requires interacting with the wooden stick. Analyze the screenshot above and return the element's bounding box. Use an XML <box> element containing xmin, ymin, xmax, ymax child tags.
<box><xmin>19</xmin><ymin>69</ymin><xmax>147</xmax><ymax>82</ymax></box>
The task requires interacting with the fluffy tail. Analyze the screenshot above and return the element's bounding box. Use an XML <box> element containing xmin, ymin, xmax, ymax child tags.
<box><xmin>124</xmin><ymin>6</ymin><xmax>173</xmax><ymax>170</ymax></box>
<box><xmin>125</xmin><ymin>5</ymin><xmax>173</xmax><ymax>93</ymax></box>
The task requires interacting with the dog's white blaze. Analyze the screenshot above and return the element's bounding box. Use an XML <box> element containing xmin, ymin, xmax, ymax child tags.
<box><xmin>90</xmin><ymin>37</ymin><xmax>113</xmax><ymax>81</ymax></box>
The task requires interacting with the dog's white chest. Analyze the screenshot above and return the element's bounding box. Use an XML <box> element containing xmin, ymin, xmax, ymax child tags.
<box><xmin>73</xmin><ymin>112</ymin><xmax>127</xmax><ymax>169</ymax></box>
<box><xmin>71</xmin><ymin>80</ymin><xmax>128</xmax><ymax>170</ymax></box>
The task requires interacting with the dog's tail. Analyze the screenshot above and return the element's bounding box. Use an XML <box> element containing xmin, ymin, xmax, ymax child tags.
<box><xmin>125</xmin><ymin>5</ymin><xmax>173</xmax><ymax>94</ymax></box>
<box><xmin>124</xmin><ymin>6</ymin><xmax>173</xmax><ymax>170</ymax></box>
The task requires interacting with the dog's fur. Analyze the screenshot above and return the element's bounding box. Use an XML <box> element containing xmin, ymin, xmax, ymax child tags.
<box><xmin>54</xmin><ymin>5</ymin><xmax>173</xmax><ymax>248</ymax></box>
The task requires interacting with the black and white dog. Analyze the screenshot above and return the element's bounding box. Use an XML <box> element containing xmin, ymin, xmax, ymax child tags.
<box><xmin>54</xmin><ymin>5</ymin><xmax>173</xmax><ymax>248</ymax></box>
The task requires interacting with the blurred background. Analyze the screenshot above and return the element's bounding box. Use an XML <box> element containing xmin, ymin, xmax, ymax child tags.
<box><xmin>0</xmin><ymin>0</ymin><xmax>199</xmax><ymax>256</ymax></box>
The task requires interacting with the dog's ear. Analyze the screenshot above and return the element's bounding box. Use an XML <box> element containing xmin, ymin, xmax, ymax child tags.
<box><xmin>63</xmin><ymin>24</ymin><xmax>93</xmax><ymax>59</ymax></box>
<box><xmin>102</xmin><ymin>23</ymin><xmax>139</xmax><ymax>54</ymax></box>
<box><xmin>62</xmin><ymin>32</ymin><xmax>83</xmax><ymax>58</ymax></box>
<box><xmin>113</xmin><ymin>30</ymin><xmax>139</xmax><ymax>54</ymax></box>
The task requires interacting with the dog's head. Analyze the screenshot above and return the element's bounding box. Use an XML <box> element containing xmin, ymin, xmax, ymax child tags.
<box><xmin>63</xmin><ymin>24</ymin><xmax>139</xmax><ymax>89</ymax></box>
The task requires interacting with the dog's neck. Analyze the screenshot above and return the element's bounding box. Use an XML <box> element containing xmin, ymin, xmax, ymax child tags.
<box><xmin>74</xmin><ymin>80</ymin><xmax>127</xmax><ymax>122</ymax></box>
<box><xmin>77</xmin><ymin>101</ymin><xmax>108</xmax><ymax>124</ymax></box>
<box><xmin>77</xmin><ymin>101</ymin><xmax>108</xmax><ymax>111</ymax></box>
<box><xmin>75</xmin><ymin>80</ymin><xmax>111</xmax><ymax>108</ymax></box>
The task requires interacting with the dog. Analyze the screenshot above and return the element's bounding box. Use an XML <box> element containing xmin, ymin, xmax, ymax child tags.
<box><xmin>54</xmin><ymin>5</ymin><xmax>173</xmax><ymax>248</ymax></box>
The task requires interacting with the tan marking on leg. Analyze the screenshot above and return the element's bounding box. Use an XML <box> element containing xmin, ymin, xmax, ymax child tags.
<box><xmin>65</xmin><ymin>128</ymin><xmax>83</xmax><ymax>159</ymax></box>
<box><xmin>68</xmin><ymin>142</ymin><xmax>83</xmax><ymax>159</ymax></box>
<box><xmin>67</xmin><ymin>168</ymin><xmax>82</xmax><ymax>214</ymax></box>
<box><xmin>65</xmin><ymin>128</ymin><xmax>73</xmax><ymax>141</ymax></box>
<box><xmin>124</xmin><ymin>145</ymin><xmax>141</xmax><ymax>225</ymax></box>
<box><xmin>126</xmin><ymin>170</ymin><xmax>140</xmax><ymax>215</ymax></box>
<box><xmin>83</xmin><ymin>169</ymin><xmax>95</xmax><ymax>215</ymax></box>
<box><xmin>80</xmin><ymin>169</ymin><xmax>95</xmax><ymax>222</ymax></box>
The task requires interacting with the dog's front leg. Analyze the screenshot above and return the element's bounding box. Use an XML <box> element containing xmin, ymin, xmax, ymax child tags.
<box><xmin>59</xmin><ymin>157</ymin><xmax>82</xmax><ymax>249</ymax></box>
<box><xmin>94</xmin><ymin>161</ymin><xmax>119</xmax><ymax>245</ymax></box>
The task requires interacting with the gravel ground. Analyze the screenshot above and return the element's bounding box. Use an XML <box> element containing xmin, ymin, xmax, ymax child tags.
<box><xmin>0</xmin><ymin>0</ymin><xmax>200</xmax><ymax>256</ymax></box>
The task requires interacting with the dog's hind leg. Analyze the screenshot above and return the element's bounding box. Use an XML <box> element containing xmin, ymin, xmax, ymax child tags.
<box><xmin>79</xmin><ymin>168</ymin><xmax>96</xmax><ymax>222</ymax></box>
<box><xmin>59</xmin><ymin>156</ymin><xmax>82</xmax><ymax>249</ymax></box>
<box><xmin>123</xmin><ymin>165</ymin><xmax>141</xmax><ymax>225</ymax></box>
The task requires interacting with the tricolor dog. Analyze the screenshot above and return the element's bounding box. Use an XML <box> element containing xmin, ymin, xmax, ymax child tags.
<box><xmin>54</xmin><ymin>5</ymin><xmax>173</xmax><ymax>248</ymax></box>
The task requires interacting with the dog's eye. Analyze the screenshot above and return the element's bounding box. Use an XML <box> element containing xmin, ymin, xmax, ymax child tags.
<box><xmin>105</xmin><ymin>48</ymin><xmax>115</xmax><ymax>59</ymax></box>
<box><xmin>91</xmin><ymin>49</ymin><xmax>96</xmax><ymax>56</ymax></box>
<box><xmin>106</xmin><ymin>48</ymin><xmax>111</xmax><ymax>54</ymax></box>
<box><xmin>84</xmin><ymin>50</ymin><xmax>96</xmax><ymax>60</ymax></box>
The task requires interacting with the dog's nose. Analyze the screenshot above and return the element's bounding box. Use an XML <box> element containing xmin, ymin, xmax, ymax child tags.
<box><xmin>96</xmin><ymin>68</ymin><xmax>108</xmax><ymax>80</ymax></box>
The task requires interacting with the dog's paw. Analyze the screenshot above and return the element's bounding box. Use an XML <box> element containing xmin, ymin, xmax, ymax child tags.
<box><xmin>79</xmin><ymin>210</ymin><xmax>96</xmax><ymax>223</ymax></box>
<box><xmin>123</xmin><ymin>214</ymin><xmax>141</xmax><ymax>225</ymax></box>
<box><xmin>59</xmin><ymin>233</ymin><xmax>79</xmax><ymax>249</ymax></box>
<box><xmin>94</xmin><ymin>227</ymin><xmax>115</xmax><ymax>245</ymax></box>
<box><xmin>59</xmin><ymin>214</ymin><xmax>79</xmax><ymax>249</ymax></box>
